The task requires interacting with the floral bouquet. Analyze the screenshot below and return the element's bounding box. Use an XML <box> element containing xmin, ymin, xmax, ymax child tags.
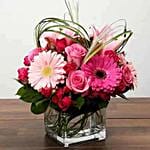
<box><xmin>16</xmin><ymin>0</ymin><xmax>137</xmax><ymax>147</ymax></box>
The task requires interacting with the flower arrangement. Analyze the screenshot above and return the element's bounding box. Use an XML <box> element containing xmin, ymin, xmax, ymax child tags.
<box><xmin>16</xmin><ymin>0</ymin><xmax>137</xmax><ymax>146</ymax></box>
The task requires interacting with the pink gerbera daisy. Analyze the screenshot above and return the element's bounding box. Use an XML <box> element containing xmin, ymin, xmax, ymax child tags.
<box><xmin>81</xmin><ymin>54</ymin><xmax>122</xmax><ymax>93</ymax></box>
<box><xmin>28</xmin><ymin>51</ymin><xmax>66</xmax><ymax>90</ymax></box>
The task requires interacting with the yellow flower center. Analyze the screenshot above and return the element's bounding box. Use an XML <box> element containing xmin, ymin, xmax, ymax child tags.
<box><xmin>41</xmin><ymin>66</ymin><xmax>53</xmax><ymax>77</ymax></box>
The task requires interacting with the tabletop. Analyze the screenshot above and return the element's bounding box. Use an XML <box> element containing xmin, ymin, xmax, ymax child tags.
<box><xmin>0</xmin><ymin>98</ymin><xmax>150</xmax><ymax>150</ymax></box>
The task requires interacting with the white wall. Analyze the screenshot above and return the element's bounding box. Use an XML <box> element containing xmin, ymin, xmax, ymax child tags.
<box><xmin>0</xmin><ymin>0</ymin><xmax>149</xmax><ymax>98</ymax></box>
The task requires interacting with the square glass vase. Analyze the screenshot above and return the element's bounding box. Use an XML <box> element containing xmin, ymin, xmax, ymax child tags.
<box><xmin>44</xmin><ymin>107</ymin><xmax>106</xmax><ymax>147</ymax></box>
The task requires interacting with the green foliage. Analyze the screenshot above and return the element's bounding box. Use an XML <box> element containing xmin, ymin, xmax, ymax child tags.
<box><xmin>35</xmin><ymin>17</ymin><xmax>90</xmax><ymax>48</ymax></box>
<box><xmin>98</xmin><ymin>100</ymin><xmax>109</xmax><ymax>109</ymax></box>
<box><xmin>31</xmin><ymin>99</ymin><xmax>49</xmax><ymax>114</ymax></box>
<box><xmin>75</xmin><ymin>96</ymin><xmax>85</xmax><ymax>110</ymax></box>
<box><xmin>16</xmin><ymin>85</ymin><xmax>50</xmax><ymax>114</ymax></box>
<box><xmin>14</xmin><ymin>78</ymin><xmax>23</xmax><ymax>85</ymax></box>
<box><xmin>16</xmin><ymin>85</ymin><xmax>44</xmax><ymax>103</ymax></box>
<box><xmin>50</xmin><ymin>102</ymin><xmax>59</xmax><ymax>110</ymax></box>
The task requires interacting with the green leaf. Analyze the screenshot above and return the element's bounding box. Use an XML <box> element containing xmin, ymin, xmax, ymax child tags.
<box><xmin>31</xmin><ymin>100</ymin><xmax>49</xmax><ymax>114</ymax></box>
<box><xmin>117</xmin><ymin>93</ymin><xmax>128</xmax><ymax>100</ymax></box>
<box><xmin>14</xmin><ymin>78</ymin><xmax>24</xmax><ymax>85</ymax></box>
<box><xmin>75</xmin><ymin>97</ymin><xmax>85</xmax><ymax>110</ymax></box>
<box><xmin>50</xmin><ymin>102</ymin><xmax>59</xmax><ymax>110</ymax></box>
<box><xmin>35</xmin><ymin>17</ymin><xmax>90</xmax><ymax>48</ymax></box>
<box><xmin>16</xmin><ymin>85</ymin><xmax>44</xmax><ymax>103</ymax></box>
<box><xmin>99</xmin><ymin>100</ymin><xmax>109</xmax><ymax>109</ymax></box>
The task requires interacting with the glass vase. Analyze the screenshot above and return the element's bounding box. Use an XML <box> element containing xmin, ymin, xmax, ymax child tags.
<box><xmin>44</xmin><ymin>107</ymin><xmax>106</xmax><ymax>147</ymax></box>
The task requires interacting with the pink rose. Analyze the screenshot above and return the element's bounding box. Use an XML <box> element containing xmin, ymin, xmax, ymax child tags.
<box><xmin>24</xmin><ymin>48</ymin><xmax>43</xmax><ymax>66</ymax></box>
<box><xmin>66</xmin><ymin>70</ymin><xmax>89</xmax><ymax>93</ymax></box>
<box><xmin>116</xmin><ymin>63</ymin><xmax>137</xmax><ymax>93</ymax></box>
<box><xmin>58</xmin><ymin>96</ymin><xmax>72</xmax><ymax>111</ymax></box>
<box><xmin>65</xmin><ymin>44</ymin><xmax>87</xmax><ymax>67</ymax></box>
<box><xmin>122</xmin><ymin>64</ymin><xmax>134</xmax><ymax>85</ymax></box>
<box><xmin>17</xmin><ymin>67</ymin><xmax>28</xmax><ymax>83</ymax></box>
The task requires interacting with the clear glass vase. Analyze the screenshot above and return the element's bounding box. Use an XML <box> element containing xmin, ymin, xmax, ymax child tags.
<box><xmin>44</xmin><ymin>107</ymin><xmax>106</xmax><ymax>147</ymax></box>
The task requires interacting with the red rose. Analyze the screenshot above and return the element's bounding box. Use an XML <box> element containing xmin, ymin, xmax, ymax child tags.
<box><xmin>17</xmin><ymin>67</ymin><xmax>28</xmax><ymax>83</ymax></box>
<box><xmin>56</xmin><ymin>88</ymin><xmax>64</xmax><ymax>99</ymax></box>
<box><xmin>63</xmin><ymin>62</ymin><xmax>77</xmax><ymax>74</ymax></box>
<box><xmin>55</xmin><ymin>38</ymin><xmax>67</xmax><ymax>53</ymax></box>
<box><xmin>52</xmin><ymin>95</ymin><xmax>59</xmax><ymax>104</ymax></box>
<box><xmin>63</xmin><ymin>86</ymin><xmax>70</xmax><ymax>94</ymax></box>
<box><xmin>23</xmin><ymin>56</ymin><xmax>30</xmax><ymax>66</ymax></box>
<box><xmin>58</xmin><ymin>96</ymin><xmax>72</xmax><ymax>111</ymax></box>
<box><xmin>39</xmin><ymin>87</ymin><xmax>52</xmax><ymax>97</ymax></box>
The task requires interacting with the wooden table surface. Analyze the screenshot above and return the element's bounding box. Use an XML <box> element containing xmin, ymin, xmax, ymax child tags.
<box><xmin>0</xmin><ymin>98</ymin><xmax>150</xmax><ymax>150</ymax></box>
